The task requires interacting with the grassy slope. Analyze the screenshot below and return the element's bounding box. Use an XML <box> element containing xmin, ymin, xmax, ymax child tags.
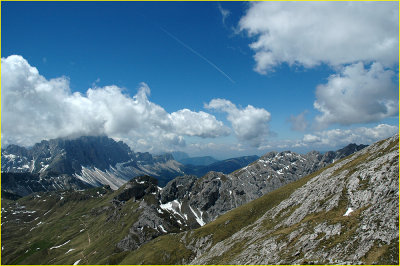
<box><xmin>1</xmin><ymin>186</ymin><xmax>142</xmax><ymax>265</ymax></box>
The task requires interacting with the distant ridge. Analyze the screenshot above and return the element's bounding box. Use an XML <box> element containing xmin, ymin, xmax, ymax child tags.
<box><xmin>177</xmin><ymin>156</ymin><xmax>219</xmax><ymax>166</ymax></box>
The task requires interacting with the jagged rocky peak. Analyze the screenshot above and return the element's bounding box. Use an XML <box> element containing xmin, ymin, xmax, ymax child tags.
<box><xmin>3</xmin><ymin>144</ymin><xmax>29</xmax><ymax>157</ymax></box>
<box><xmin>335</xmin><ymin>142</ymin><xmax>368</xmax><ymax>158</ymax></box>
<box><xmin>160</xmin><ymin>175</ymin><xmax>197</xmax><ymax>204</ymax></box>
<box><xmin>114</xmin><ymin>175</ymin><xmax>159</xmax><ymax>202</ymax></box>
<box><xmin>2</xmin><ymin>135</ymin><xmax>132</xmax><ymax>174</ymax></box>
<box><xmin>1</xmin><ymin>135</ymin><xmax>186</xmax><ymax>195</ymax></box>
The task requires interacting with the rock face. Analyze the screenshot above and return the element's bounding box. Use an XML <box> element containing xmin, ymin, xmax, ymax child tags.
<box><xmin>121</xmin><ymin>134</ymin><xmax>398</xmax><ymax>265</ymax></box>
<box><xmin>158</xmin><ymin>143</ymin><xmax>368</xmax><ymax>225</ymax></box>
<box><xmin>1</xmin><ymin>136</ymin><xmax>185</xmax><ymax>194</ymax></box>
<box><xmin>111</xmin><ymin>176</ymin><xmax>190</xmax><ymax>252</ymax></box>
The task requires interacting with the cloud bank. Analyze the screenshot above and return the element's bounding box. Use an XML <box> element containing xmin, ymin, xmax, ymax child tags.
<box><xmin>239</xmin><ymin>2</ymin><xmax>398</xmax><ymax>74</ymax></box>
<box><xmin>300</xmin><ymin>124</ymin><xmax>398</xmax><ymax>148</ymax></box>
<box><xmin>1</xmin><ymin>55</ymin><xmax>230</xmax><ymax>152</ymax></box>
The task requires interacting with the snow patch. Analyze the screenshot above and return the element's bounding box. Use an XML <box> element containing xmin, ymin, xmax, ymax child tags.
<box><xmin>73</xmin><ymin>259</ymin><xmax>81</xmax><ymax>265</ymax></box>
<box><xmin>158</xmin><ymin>225</ymin><xmax>167</xmax><ymax>233</ymax></box>
<box><xmin>189</xmin><ymin>205</ymin><xmax>205</xmax><ymax>226</ymax></box>
<box><xmin>65</xmin><ymin>248</ymin><xmax>75</xmax><ymax>254</ymax></box>
<box><xmin>39</xmin><ymin>164</ymin><xmax>49</xmax><ymax>173</ymax></box>
<box><xmin>343</xmin><ymin>207</ymin><xmax>354</xmax><ymax>216</ymax></box>
<box><xmin>50</xmin><ymin>240</ymin><xmax>70</xmax><ymax>249</ymax></box>
<box><xmin>3</xmin><ymin>154</ymin><xmax>17</xmax><ymax>160</ymax></box>
<box><xmin>159</xmin><ymin>200</ymin><xmax>186</xmax><ymax>220</ymax></box>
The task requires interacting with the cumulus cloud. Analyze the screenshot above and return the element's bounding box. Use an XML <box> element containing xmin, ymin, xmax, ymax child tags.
<box><xmin>205</xmin><ymin>98</ymin><xmax>271</xmax><ymax>147</ymax></box>
<box><xmin>314</xmin><ymin>62</ymin><xmax>398</xmax><ymax>127</ymax></box>
<box><xmin>288</xmin><ymin>111</ymin><xmax>309</xmax><ymax>131</ymax></box>
<box><xmin>239</xmin><ymin>2</ymin><xmax>398</xmax><ymax>74</ymax></box>
<box><xmin>171</xmin><ymin>109</ymin><xmax>230</xmax><ymax>138</ymax></box>
<box><xmin>1</xmin><ymin>55</ymin><xmax>229</xmax><ymax>152</ymax></box>
<box><xmin>300</xmin><ymin>124</ymin><xmax>398</xmax><ymax>148</ymax></box>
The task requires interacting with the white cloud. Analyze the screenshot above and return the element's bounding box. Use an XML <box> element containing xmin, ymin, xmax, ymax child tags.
<box><xmin>1</xmin><ymin>55</ymin><xmax>229</xmax><ymax>152</ymax></box>
<box><xmin>254</xmin><ymin>124</ymin><xmax>398</xmax><ymax>152</ymax></box>
<box><xmin>170</xmin><ymin>109</ymin><xmax>230</xmax><ymax>138</ymax></box>
<box><xmin>288</xmin><ymin>110</ymin><xmax>308</xmax><ymax>131</ymax></box>
<box><xmin>314</xmin><ymin>62</ymin><xmax>398</xmax><ymax>127</ymax></box>
<box><xmin>302</xmin><ymin>134</ymin><xmax>321</xmax><ymax>144</ymax></box>
<box><xmin>239</xmin><ymin>2</ymin><xmax>398</xmax><ymax>74</ymax></box>
<box><xmin>205</xmin><ymin>98</ymin><xmax>271</xmax><ymax>147</ymax></box>
<box><xmin>217</xmin><ymin>3</ymin><xmax>231</xmax><ymax>25</ymax></box>
<box><xmin>300</xmin><ymin>124</ymin><xmax>398</xmax><ymax>148</ymax></box>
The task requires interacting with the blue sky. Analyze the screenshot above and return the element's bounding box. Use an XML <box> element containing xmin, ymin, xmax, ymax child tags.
<box><xmin>2</xmin><ymin>2</ymin><xmax>399</xmax><ymax>159</ymax></box>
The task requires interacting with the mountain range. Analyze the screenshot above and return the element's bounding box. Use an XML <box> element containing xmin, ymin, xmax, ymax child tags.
<box><xmin>1</xmin><ymin>136</ymin><xmax>366</xmax><ymax>200</ymax></box>
<box><xmin>181</xmin><ymin>155</ymin><xmax>259</xmax><ymax>177</ymax></box>
<box><xmin>1</xmin><ymin>137</ymin><xmax>260</xmax><ymax>196</ymax></box>
<box><xmin>1</xmin><ymin>136</ymin><xmax>183</xmax><ymax>191</ymax></box>
<box><xmin>177</xmin><ymin>156</ymin><xmax>219</xmax><ymax>166</ymax></box>
<box><xmin>2</xmin><ymin>134</ymin><xmax>393</xmax><ymax>265</ymax></box>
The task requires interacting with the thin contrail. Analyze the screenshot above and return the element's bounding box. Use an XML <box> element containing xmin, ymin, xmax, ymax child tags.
<box><xmin>160</xmin><ymin>27</ymin><xmax>235</xmax><ymax>84</ymax></box>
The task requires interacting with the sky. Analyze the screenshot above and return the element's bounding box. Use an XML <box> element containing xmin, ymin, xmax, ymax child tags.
<box><xmin>1</xmin><ymin>1</ymin><xmax>399</xmax><ymax>159</ymax></box>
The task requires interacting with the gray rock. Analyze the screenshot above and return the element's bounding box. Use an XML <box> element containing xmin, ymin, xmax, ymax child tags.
<box><xmin>188</xmin><ymin>134</ymin><xmax>398</xmax><ymax>265</ymax></box>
